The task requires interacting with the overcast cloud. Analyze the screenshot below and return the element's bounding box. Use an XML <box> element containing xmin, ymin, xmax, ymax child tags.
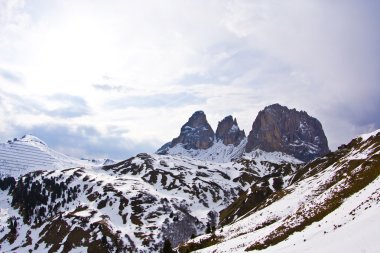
<box><xmin>0</xmin><ymin>0</ymin><xmax>379</xmax><ymax>159</ymax></box>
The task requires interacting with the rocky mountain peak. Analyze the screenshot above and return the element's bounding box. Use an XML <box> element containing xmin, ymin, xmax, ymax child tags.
<box><xmin>184</xmin><ymin>110</ymin><xmax>208</xmax><ymax>128</ymax></box>
<box><xmin>216</xmin><ymin>116</ymin><xmax>246</xmax><ymax>146</ymax></box>
<box><xmin>169</xmin><ymin>111</ymin><xmax>215</xmax><ymax>150</ymax></box>
<box><xmin>245</xmin><ymin>103</ymin><xmax>330</xmax><ymax>162</ymax></box>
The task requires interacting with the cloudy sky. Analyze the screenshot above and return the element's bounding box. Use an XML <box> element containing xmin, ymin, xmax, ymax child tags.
<box><xmin>0</xmin><ymin>0</ymin><xmax>379</xmax><ymax>159</ymax></box>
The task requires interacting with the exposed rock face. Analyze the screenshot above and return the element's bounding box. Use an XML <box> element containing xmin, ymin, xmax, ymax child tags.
<box><xmin>216</xmin><ymin>116</ymin><xmax>246</xmax><ymax>146</ymax></box>
<box><xmin>170</xmin><ymin>111</ymin><xmax>215</xmax><ymax>150</ymax></box>
<box><xmin>157</xmin><ymin>105</ymin><xmax>329</xmax><ymax>162</ymax></box>
<box><xmin>245</xmin><ymin>104</ymin><xmax>330</xmax><ymax>162</ymax></box>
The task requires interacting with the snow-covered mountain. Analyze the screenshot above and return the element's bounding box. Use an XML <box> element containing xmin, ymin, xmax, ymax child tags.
<box><xmin>0</xmin><ymin>135</ymin><xmax>113</xmax><ymax>178</ymax></box>
<box><xmin>178</xmin><ymin>129</ymin><xmax>380</xmax><ymax>253</ymax></box>
<box><xmin>0</xmin><ymin>150</ymin><xmax>301</xmax><ymax>252</ymax></box>
<box><xmin>0</xmin><ymin>104</ymin><xmax>378</xmax><ymax>253</ymax></box>
<box><xmin>1</xmin><ymin>129</ymin><xmax>377</xmax><ymax>253</ymax></box>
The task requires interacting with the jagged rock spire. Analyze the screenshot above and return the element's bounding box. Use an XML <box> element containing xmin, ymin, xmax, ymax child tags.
<box><xmin>169</xmin><ymin>111</ymin><xmax>215</xmax><ymax>150</ymax></box>
<box><xmin>216</xmin><ymin>116</ymin><xmax>245</xmax><ymax>146</ymax></box>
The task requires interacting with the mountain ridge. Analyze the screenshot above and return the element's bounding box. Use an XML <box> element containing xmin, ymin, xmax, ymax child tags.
<box><xmin>0</xmin><ymin>127</ymin><xmax>378</xmax><ymax>252</ymax></box>
<box><xmin>0</xmin><ymin>104</ymin><xmax>378</xmax><ymax>253</ymax></box>
<box><xmin>0</xmin><ymin>148</ymin><xmax>302</xmax><ymax>252</ymax></box>
<box><xmin>158</xmin><ymin>104</ymin><xmax>329</xmax><ymax>163</ymax></box>
<box><xmin>177</xmin><ymin>129</ymin><xmax>380</xmax><ymax>253</ymax></box>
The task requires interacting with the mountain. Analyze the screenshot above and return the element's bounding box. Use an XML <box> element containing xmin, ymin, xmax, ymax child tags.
<box><xmin>157</xmin><ymin>104</ymin><xmax>328</xmax><ymax>163</ymax></box>
<box><xmin>169</xmin><ymin>111</ymin><xmax>215</xmax><ymax>150</ymax></box>
<box><xmin>1</xmin><ymin>105</ymin><xmax>377</xmax><ymax>253</ymax></box>
<box><xmin>157</xmin><ymin>112</ymin><xmax>247</xmax><ymax>163</ymax></box>
<box><xmin>178</xmin><ymin>129</ymin><xmax>380</xmax><ymax>253</ymax></box>
<box><xmin>1</xmin><ymin>128</ymin><xmax>373</xmax><ymax>253</ymax></box>
<box><xmin>246</xmin><ymin>104</ymin><xmax>330</xmax><ymax>162</ymax></box>
<box><xmin>0</xmin><ymin>150</ymin><xmax>301</xmax><ymax>252</ymax></box>
<box><xmin>0</xmin><ymin>135</ymin><xmax>104</xmax><ymax>178</ymax></box>
<box><xmin>215</xmin><ymin>116</ymin><xmax>246</xmax><ymax>146</ymax></box>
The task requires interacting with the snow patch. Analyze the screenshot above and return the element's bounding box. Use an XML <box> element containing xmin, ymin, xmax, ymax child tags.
<box><xmin>359</xmin><ymin>129</ymin><xmax>380</xmax><ymax>142</ymax></box>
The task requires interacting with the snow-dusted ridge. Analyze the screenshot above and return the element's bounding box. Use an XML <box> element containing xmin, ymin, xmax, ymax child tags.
<box><xmin>0</xmin><ymin>148</ymin><xmax>301</xmax><ymax>252</ymax></box>
<box><xmin>0</xmin><ymin>129</ymin><xmax>379</xmax><ymax>252</ymax></box>
<box><xmin>165</xmin><ymin>139</ymin><xmax>248</xmax><ymax>163</ymax></box>
<box><xmin>178</xmin><ymin>129</ymin><xmax>380</xmax><ymax>253</ymax></box>
<box><xmin>243</xmin><ymin>149</ymin><xmax>303</xmax><ymax>165</ymax></box>
<box><xmin>161</xmin><ymin>134</ymin><xmax>307</xmax><ymax>165</ymax></box>
<box><xmin>0</xmin><ymin>135</ymin><xmax>114</xmax><ymax>177</ymax></box>
<box><xmin>359</xmin><ymin>128</ymin><xmax>380</xmax><ymax>142</ymax></box>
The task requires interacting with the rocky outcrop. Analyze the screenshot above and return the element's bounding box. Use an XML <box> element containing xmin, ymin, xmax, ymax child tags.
<box><xmin>157</xmin><ymin>105</ymin><xmax>329</xmax><ymax>162</ymax></box>
<box><xmin>245</xmin><ymin>104</ymin><xmax>330</xmax><ymax>162</ymax></box>
<box><xmin>169</xmin><ymin>111</ymin><xmax>215</xmax><ymax>150</ymax></box>
<box><xmin>156</xmin><ymin>112</ymin><xmax>246</xmax><ymax>157</ymax></box>
<box><xmin>215</xmin><ymin>116</ymin><xmax>245</xmax><ymax>146</ymax></box>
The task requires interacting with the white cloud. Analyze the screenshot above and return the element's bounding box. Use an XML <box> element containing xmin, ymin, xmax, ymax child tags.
<box><xmin>0</xmin><ymin>0</ymin><xmax>379</xmax><ymax>158</ymax></box>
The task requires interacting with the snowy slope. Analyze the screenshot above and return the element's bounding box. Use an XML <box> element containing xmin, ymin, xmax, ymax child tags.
<box><xmin>193</xmin><ymin>174</ymin><xmax>380</xmax><ymax>253</ymax></box>
<box><xmin>0</xmin><ymin>151</ymin><xmax>300</xmax><ymax>252</ymax></box>
<box><xmin>164</xmin><ymin>138</ymin><xmax>303</xmax><ymax>166</ymax></box>
<box><xmin>257</xmin><ymin>176</ymin><xmax>380</xmax><ymax>253</ymax></box>
<box><xmin>0</xmin><ymin>135</ymin><xmax>109</xmax><ymax>177</ymax></box>
<box><xmin>162</xmin><ymin>135</ymin><xmax>308</xmax><ymax>168</ymax></box>
<box><xmin>242</xmin><ymin>149</ymin><xmax>303</xmax><ymax>169</ymax></box>
<box><xmin>178</xmin><ymin>129</ymin><xmax>380</xmax><ymax>253</ymax></box>
<box><xmin>165</xmin><ymin>139</ymin><xmax>247</xmax><ymax>163</ymax></box>
<box><xmin>2</xmin><ymin>128</ymin><xmax>377</xmax><ymax>253</ymax></box>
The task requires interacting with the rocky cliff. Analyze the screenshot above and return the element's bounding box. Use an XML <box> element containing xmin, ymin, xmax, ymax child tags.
<box><xmin>168</xmin><ymin>111</ymin><xmax>215</xmax><ymax>151</ymax></box>
<box><xmin>215</xmin><ymin>116</ymin><xmax>246</xmax><ymax>146</ymax></box>
<box><xmin>245</xmin><ymin>104</ymin><xmax>330</xmax><ymax>162</ymax></box>
<box><xmin>156</xmin><ymin>112</ymin><xmax>246</xmax><ymax>160</ymax></box>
